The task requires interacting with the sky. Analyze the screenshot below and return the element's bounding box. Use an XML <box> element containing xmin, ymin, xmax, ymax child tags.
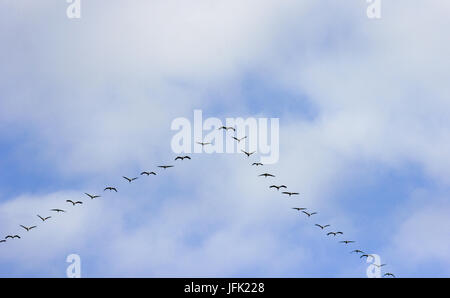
<box><xmin>0</xmin><ymin>0</ymin><xmax>449</xmax><ymax>277</ymax></box>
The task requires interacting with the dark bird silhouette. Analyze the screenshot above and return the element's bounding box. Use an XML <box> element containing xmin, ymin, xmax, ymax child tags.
<box><xmin>360</xmin><ymin>254</ymin><xmax>372</xmax><ymax>259</ymax></box>
<box><xmin>351</xmin><ymin>250</ymin><xmax>365</xmax><ymax>254</ymax></box>
<box><xmin>0</xmin><ymin>240</ymin><xmax>5</xmax><ymax>243</ymax></box>
<box><xmin>104</xmin><ymin>187</ymin><xmax>118</xmax><ymax>192</ymax></box>
<box><xmin>327</xmin><ymin>231</ymin><xmax>343</xmax><ymax>236</ymax></box>
<box><xmin>384</xmin><ymin>273</ymin><xmax>395</xmax><ymax>278</ymax></box>
<box><xmin>315</xmin><ymin>224</ymin><xmax>331</xmax><ymax>230</ymax></box>
<box><xmin>175</xmin><ymin>156</ymin><xmax>191</xmax><ymax>161</ymax></box>
<box><xmin>140</xmin><ymin>171</ymin><xmax>157</xmax><ymax>176</ymax></box>
<box><xmin>20</xmin><ymin>225</ymin><xmax>37</xmax><ymax>232</ymax></box>
<box><xmin>339</xmin><ymin>240</ymin><xmax>355</xmax><ymax>244</ymax></box>
<box><xmin>158</xmin><ymin>165</ymin><xmax>174</xmax><ymax>169</ymax></box>
<box><xmin>302</xmin><ymin>211</ymin><xmax>317</xmax><ymax>217</ymax></box>
<box><xmin>270</xmin><ymin>185</ymin><xmax>287</xmax><ymax>191</ymax></box>
<box><xmin>292</xmin><ymin>207</ymin><xmax>307</xmax><ymax>211</ymax></box>
<box><xmin>219</xmin><ymin>126</ymin><xmax>235</xmax><ymax>131</ymax></box>
<box><xmin>197</xmin><ymin>141</ymin><xmax>211</xmax><ymax>146</ymax></box>
<box><xmin>252</xmin><ymin>162</ymin><xmax>263</xmax><ymax>166</ymax></box>
<box><xmin>233</xmin><ymin>136</ymin><xmax>247</xmax><ymax>143</ymax></box>
<box><xmin>259</xmin><ymin>173</ymin><xmax>275</xmax><ymax>178</ymax></box>
<box><xmin>5</xmin><ymin>235</ymin><xmax>20</xmax><ymax>239</ymax></box>
<box><xmin>66</xmin><ymin>200</ymin><xmax>83</xmax><ymax>206</ymax></box>
<box><xmin>85</xmin><ymin>193</ymin><xmax>101</xmax><ymax>199</ymax></box>
<box><xmin>241</xmin><ymin>150</ymin><xmax>255</xmax><ymax>157</ymax></box>
<box><xmin>122</xmin><ymin>176</ymin><xmax>138</xmax><ymax>183</ymax></box>
<box><xmin>50</xmin><ymin>209</ymin><xmax>66</xmax><ymax>213</ymax></box>
<box><xmin>282</xmin><ymin>191</ymin><xmax>299</xmax><ymax>197</ymax></box>
<box><xmin>37</xmin><ymin>215</ymin><xmax>51</xmax><ymax>222</ymax></box>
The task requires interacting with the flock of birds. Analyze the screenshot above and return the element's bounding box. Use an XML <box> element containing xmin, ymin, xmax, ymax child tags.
<box><xmin>0</xmin><ymin>125</ymin><xmax>396</xmax><ymax>278</ymax></box>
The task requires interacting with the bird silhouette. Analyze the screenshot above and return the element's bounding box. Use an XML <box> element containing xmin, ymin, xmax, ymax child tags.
<box><xmin>197</xmin><ymin>142</ymin><xmax>211</xmax><ymax>146</ymax></box>
<box><xmin>241</xmin><ymin>150</ymin><xmax>255</xmax><ymax>157</ymax></box>
<box><xmin>252</xmin><ymin>162</ymin><xmax>263</xmax><ymax>166</ymax></box>
<box><xmin>0</xmin><ymin>240</ymin><xmax>5</xmax><ymax>243</ymax></box>
<box><xmin>339</xmin><ymin>240</ymin><xmax>355</xmax><ymax>244</ymax></box>
<box><xmin>259</xmin><ymin>173</ymin><xmax>275</xmax><ymax>178</ymax></box>
<box><xmin>373</xmin><ymin>264</ymin><xmax>387</xmax><ymax>268</ymax></box>
<box><xmin>282</xmin><ymin>191</ymin><xmax>299</xmax><ymax>197</ymax></box>
<box><xmin>233</xmin><ymin>136</ymin><xmax>247</xmax><ymax>143</ymax></box>
<box><xmin>66</xmin><ymin>200</ymin><xmax>83</xmax><ymax>206</ymax></box>
<box><xmin>384</xmin><ymin>273</ymin><xmax>395</xmax><ymax>278</ymax></box>
<box><xmin>37</xmin><ymin>215</ymin><xmax>51</xmax><ymax>222</ymax></box>
<box><xmin>351</xmin><ymin>250</ymin><xmax>365</xmax><ymax>254</ymax></box>
<box><xmin>50</xmin><ymin>209</ymin><xmax>66</xmax><ymax>213</ymax></box>
<box><xmin>140</xmin><ymin>171</ymin><xmax>157</xmax><ymax>176</ymax></box>
<box><xmin>122</xmin><ymin>176</ymin><xmax>138</xmax><ymax>183</ymax></box>
<box><xmin>104</xmin><ymin>187</ymin><xmax>118</xmax><ymax>192</ymax></box>
<box><xmin>315</xmin><ymin>224</ymin><xmax>330</xmax><ymax>230</ymax></box>
<box><xmin>85</xmin><ymin>193</ymin><xmax>101</xmax><ymax>199</ymax></box>
<box><xmin>302</xmin><ymin>211</ymin><xmax>317</xmax><ymax>217</ymax></box>
<box><xmin>270</xmin><ymin>185</ymin><xmax>287</xmax><ymax>191</ymax></box>
<box><xmin>5</xmin><ymin>235</ymin><xmax>20</xmax><ymax>239</ymax></box>
<box><xmin>327</xmin><ymin>231</ymin><xmax>343</xmax><ymax>236</ymax></box>
<box><xmin>175</xmin><ymin>156</ymin><xmax>191</xmax><ymax>161</ymax></box>
<box><xmin>219</xmin><ymin>126</ymin><xmax>235</xmax><ymax>131</ymax></box>
<box><xmin>158</xmin><ymin>165</ymin><xmax>174</xmax><ymax>169</ymax></box>
<box><xmin>292</xmin><ymin>207</ymin><xmax>307</xmax><ymax>211</ymax></box>
<box><xmin>20</xmin><ymin>225</ymin><xmax>37</xmax><ymax>232</ymax></box>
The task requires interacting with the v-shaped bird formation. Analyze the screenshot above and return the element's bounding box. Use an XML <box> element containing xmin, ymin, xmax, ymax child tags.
<box><xmin>0</xmin><ymin>128</ymin><xmax>396</xmax><ymax>278</ymax></box>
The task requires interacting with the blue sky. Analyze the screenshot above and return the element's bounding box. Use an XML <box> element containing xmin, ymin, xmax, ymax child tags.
<box><xmin>0</xmin><ymin>1</ymin><xmax>449</xmax><ymax>277</ymax></box>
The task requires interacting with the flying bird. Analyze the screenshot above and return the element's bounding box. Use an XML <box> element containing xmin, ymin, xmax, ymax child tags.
<box><xmin>175</xmin><ymin>156</ymin><xmax>191</xmax><ymax>161</ymax></box>
<box><xmin>292</xmin><ymin>207</ymin><xmax>307</xmax><ymax>211</ymax></box>
<box><xmin>259</xmin><ymin>173</ymin><xmax>275</xmax><ymax>178</ymax></box>
<box><xmin>197</xmin><ymin>142</ymin><xmax>211</xmax><ymax>146</ymax></box>
<box><xmin>384</xmin><ymin>273</ymin><xmax>395</xmax><ymax>278</ymax></box>
<box><xmin>104</xmin><ymin>187</ymin><xmax>118</xmax><ymax>192</ymax></box>
<box><xmin>241</xmin><ymin>150</ymin><xmax>255</xmax><ymax>157</ymax></box>
<box><xmin>315</xmin><ymin>224</ymin><xmax>331</xmax><ymax>230</ymax></box>
<box><xmin>66</xmin><ymin>200</ymin><xmax>83</xmax><ymax>206</ymax></box>
<box><xmin>37</xmin><ymin>215</ymin><xmax>51</xmax><ymax>222</ymax></box>
<box><xmin>302</xmin><ymin>211</ymin><xmax>317</xmax><ymax>217</ymax></box>
<box><xmin>327</xmin><ymin>231</ymin><xmax>343</xmax><ymax>236</ymax></box>
<box><xmin>50</xmin><ymin>209</ymin><xmax>66</xmax><ymax>213</ymax></box>
<box><xmin>0</xmin><ymin>240</ymin><xmax>5</xmax><ymax>243</ymax></box>
<box><xmin>252</xmin><ymin>162</ymin><xmax>263</xmax><ymax>166</ymax></box>
<box><xmin>282</xmin><ymin>191</ymin><xmax>299</xmax><ymax>197</ymax></box>
<box><xmin>5</xmin><ymin>235</ymin><xmax>20</xmax><ymax>239</ymax></box>
<box><xmin>339</xmin><ymin>240</ymin><xmax>355</xmax><ymax>244</ymax></box>
<box><xmin>373</xmin><ymin>264</ymin><xmax>387</xmax><ymax>268</ymax></box>
<box><xmin>270</xmin><ymin>185</ymin><xmax>287</xmax><ymax>191</ymax></box>
<box><xmin>85</xmin><ymin>193</ymin><xmax>101</xmax><ymax>199</ymax></box>
<box><xmin>233</xmin><ymin>136</ymin><xmax>247</xmax><ymax>143</ymax></box>
<box><xmin>219</xmin><ymin>126</ymin><xmax>235</xmax><ymax>131</ymax></box>
<box><xmin>140</xmin><ymin>171</ymin><xmax>157</xmax><ymax>176</ymax></box>
<box><xmin>122</xmin><ymin>176</ymin><xmax>138</xmax><ymax>183</ymax></box>
<box><xmin>351</xmin><ymin>250</ymin><xmax>365</xmax><ymax>254</ymax></box>
<box><xmin>158</xmin><ymin>165</ymin><xmax>174</xmax><ymax>169</ymax></box>
<box><xmin>20</xmin><ymin>225</ymin><xmax>37</xmax><ymax>232</ymax></box>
